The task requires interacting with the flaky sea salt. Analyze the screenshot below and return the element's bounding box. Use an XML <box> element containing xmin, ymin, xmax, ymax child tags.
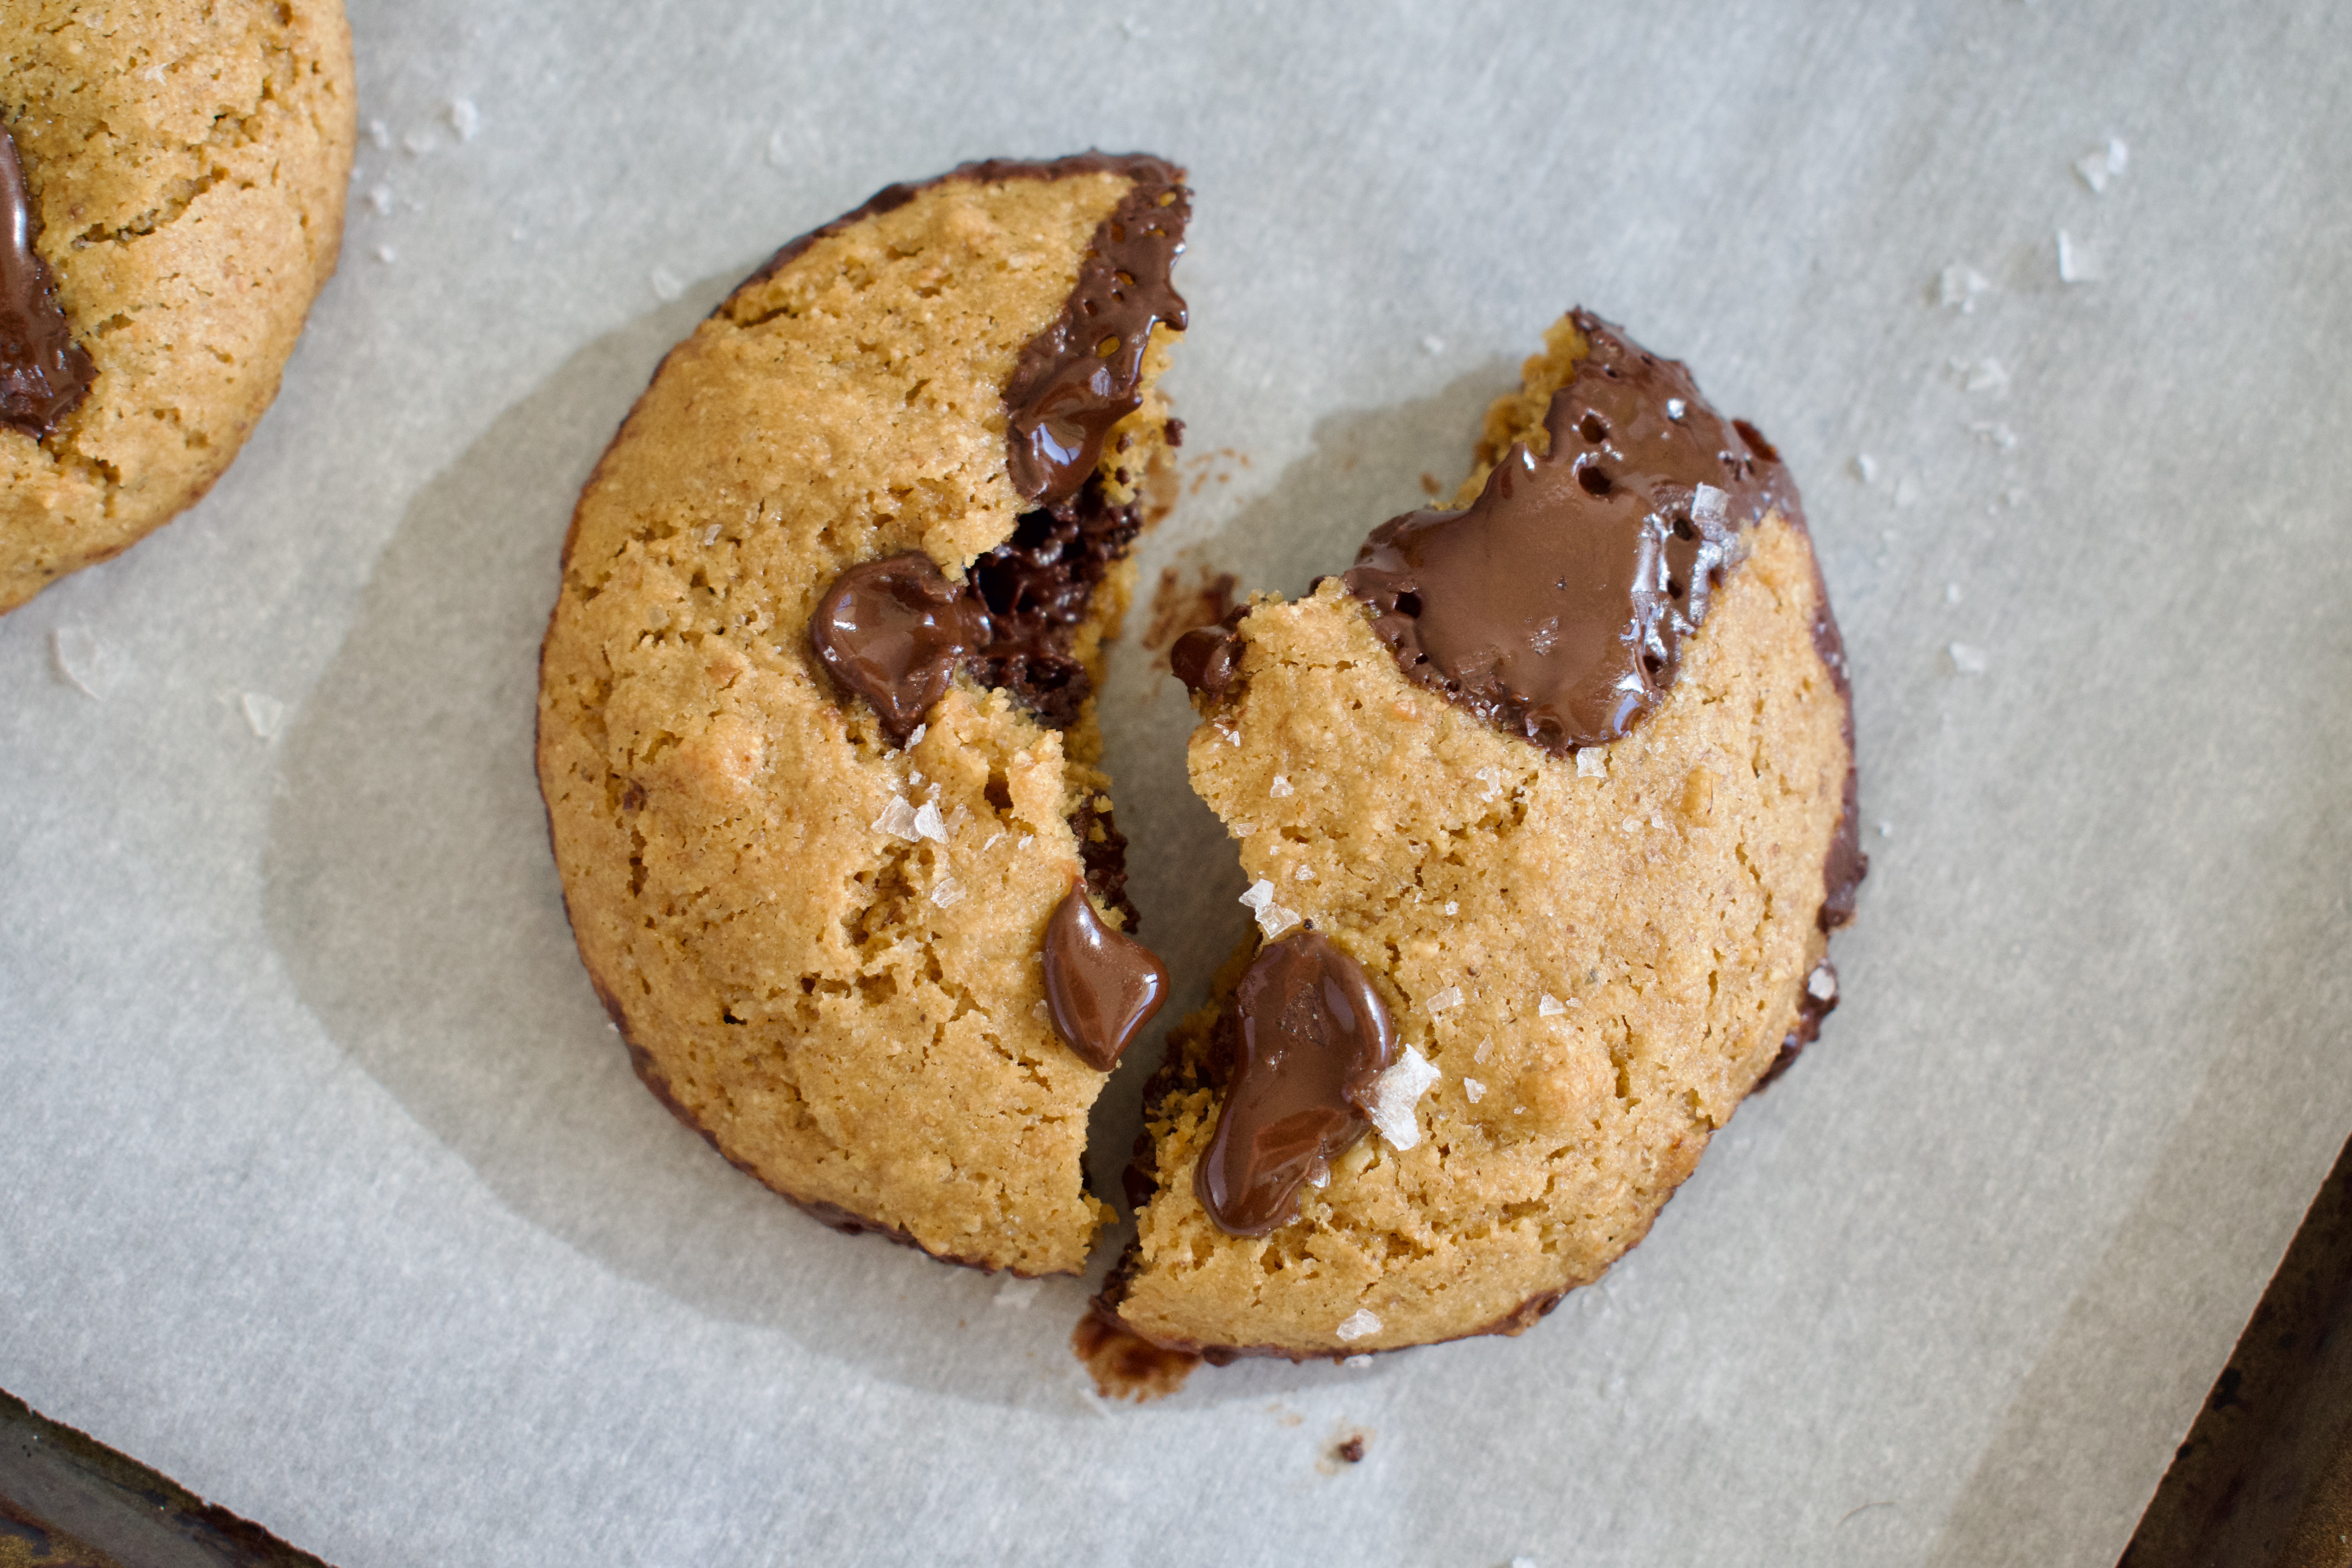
<box><xmin>1691</xmin><ymin>483</ymin><xmax>1728</xmax><ymax>527</ymax></box>
<box><xmin>1807</xmin><ymin>964</ymin><xmax>1838</xmax><ymax>1002</ymax></box>
<box><xmin>2058</xmin><ymin>230</ymin><xmax>2104</xmax><ymax>284</ymax></box>
<box><xmin>366</xmin><ymin>184</ymin><xmax>394</xmax><ymax>215</ymax></box>
<box><xmin>1948</xmin><ymin>642</ymin><xmax>1989</xmax><ymax>675</ymax></box>
<box><xmin>50</xmin><ymin>627</ymin><xmax>123</xmax><ymax>699</ymax></box>
<box><xmin>240</xmin><ymin>692</ymin><xmax>286</xmax><ymax>740</ymax></box>
<box><xmin>1463</xmin><ymin>1077</ymin><xmax>1486</xmax><ymax>1103</ymax></box>
<box><xmin>1894</xmin><ymin>475</ymin><xmax>1921</xmax><ymax>508</ymax></box>
<box><xmin>1442</xmin><ymin>901</ymin><xmax>1458</xmax><ymax>916</ymax></box>
<box><xmin>1425</xmin><ymin>985</ymin><xmax>1463</xmax><ymax>1013</ymax></box>
<box><xmin>1269</xmin><ymin>773</ymin><xmax>1294</xmax><ymax>797</ymax></box>
<box><xmin>1335</xmin><ymin>1308</ymin><xmax>1382</xmax><ymax>1342</ymax></box>
<box><xmin>1293</xmin><ymin>864</ymin><xmax>1315</xmax><ymax>882</ymax></box>
<box><xmin>651</xmin><ymin>266</ymin><xmax>685</xmax><ymax>303</ymax></box>
<box><xmin>1945</xmin><ymin>582</ymin><xmax>1963</xmax><ymax>604</ymax></box>
<box><xmin>1955</xmin><ymin>355</ymin><xmax>2011</xmax><ymax>396</ymax></box>
<box><xmin>930</xmin><ymin>876</ymin><xmax>964</xmax><ymax>909</ymax></box>
<box><xmin>1576</xmin><ymin>748</ymin><xmax>1606</xmax><ymax>779</ymax></box>
<box><xmin>1970</xmin><ymin>420</ymin><xmax>2020</xmax><ymax>450</ymax></box>
<box><xmin>1851</xmin><ymin>453</ymin><xmax>1878</xmax><ymax>484</ymax></box>
<box><xmin>2074</xmin><ymin>136</ymin><xmax>2129</xmax><ymax>193</ymax></box>
<box><xmin>981</xmin><ymin>830</ymin><xmax>1006</xmax><ymax>852</ymax></box>
<box><xmin>1539</xmin><ymin>993</ymin><xmax>1569</xmax><ymax>1017</ymax></box>
<box><xmin>994</xmin><ymin>1277</ymin><xmax>1040</xmax><ymax>1310</ymax></box>
<box><xmin>447</xmin><ymin>98</ymin><xmax>480</xmax><ymax>141</ymax></box>
<box><xmin>1239</xmin><ymin>879</ymin><xmax>1300</xmax><ymax>939</ymax></box>
<box><xmin>1342</xmin><ymin>1355</ymin><xmax>1373</xmax><ymax>1369</ymax></box>
<box><xmin>1369</xmin><ymin>1048</ymin><xmax>1440</xmax><ymax>1149</ymax></box>
<box><xmin>904</xmin><ymin>723</ymin><xmax>926</xmax><ymax>748</ymax></box>
<box><xmin>1937</xmin><ymin>262</ymin><xmax>1992</xmax><ymax>312</ymax></box>
<box><xmin>1474</xmin><ymin>1036</ymin><xmax>1492</xmax><ymax>1064</ymax></box>
<box><xmin>911</xmin><ymin>802</ymin><xmax>948</xmax><ymax>844</ymax></box>
<box><xmin>699</xmin><ymin>524</ymin><xmax>722</xmax><ymax>546</ymax></box>
<box><xmin>1664</xmin><ymin>397</ymin><xmax>1686</xmax><ymax>421</ymax></box>
<box><xmin>873</xmin><ymin>797</ymin><xmax>921</xmax><ymax>840</ymax></box>
<box><xmin>1473</xmin><ymin>765</ymin><xmax>1504</xmax><ymax>803</ymax></box>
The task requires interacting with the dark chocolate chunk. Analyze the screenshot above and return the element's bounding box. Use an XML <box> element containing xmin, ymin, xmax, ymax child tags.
<box><xmin>1195</xmin><ymin>932</ymin><xmax>1396</xmax><ymax>1237</ymax></box>
<box><xmin>808</xmin><ymin>553</ymin><xmax>987</xmax><ymax>746</ymax></box>
<box><xmin>1004</xmin><ymin>158</ymin><xmax>1189</xmax><ymax>514</ymax></box>
<box><xmin>1042</xmin><ymin>885</ymin><xmax>1168</xmax><ymax>1072</ymax></box>
<box><xmin>0</xmin><ymin>123</ymin><xmax>95</xmax><ymax>441</ymax></box>
<box><xmin>1170</xmin><ymin>617</ymin><xmax>1243</xmax><ymax>699</ymax></box>
<box><xmin>1342</xmin><ymin>311</ymin><xmax>1794</xmax><ymax>755</ymax></box>
<box><xmin>964</xmin><ymin>477</ymin><xmax>1143</xmax><ymax>728</ymax></box>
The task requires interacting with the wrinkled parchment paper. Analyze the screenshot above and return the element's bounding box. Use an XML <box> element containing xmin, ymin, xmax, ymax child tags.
<box><xmin>6</xmin><ymin>3</ymin><xmax>2350</xmax><ymax>1563</ymax></box>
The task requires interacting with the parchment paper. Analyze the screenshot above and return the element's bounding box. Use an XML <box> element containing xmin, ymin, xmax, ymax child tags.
<box><xmin>6</xmin><ymin>3</ymin><xmax>2350</xmax><ymax>1564</ymax></box>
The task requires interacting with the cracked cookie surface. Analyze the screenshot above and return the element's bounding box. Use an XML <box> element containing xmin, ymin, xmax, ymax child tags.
<box><xmin>537</xmin><ymin>160</ymin><xmax>1182</xmax><ymax>1276</ymax></box>
<box><xmin>0</xmin><ymin>1</ymin><xmax>353</xmax><ymax>613</ymax></box>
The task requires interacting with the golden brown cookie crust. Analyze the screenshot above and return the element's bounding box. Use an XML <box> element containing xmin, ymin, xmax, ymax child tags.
<box><xmin>537</xmin><ymin>165</ymin><xmax>1180</xmax><ymax>1276</ymax></box>
<box><xmin>0</xmin><ymin>1</ymin><xmax>355</xmax><ymax>613</ymax></box>
<box><xmin>1108</xmin><ymin>331</ymin><xmax>1855</xmax><ymax>1356</ymax></box>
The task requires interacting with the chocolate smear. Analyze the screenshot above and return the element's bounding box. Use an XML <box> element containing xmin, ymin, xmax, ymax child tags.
<box><xmin>1343</xmin><ymin>311</ymin><xmax>1794</xmax><ymax>754</ymax></box>
<box><xmin>1004</xmin><ymin>158</ymin><xmax>1189</xmax><ymax>514</ymax></box>
<box><xmin>0</xmin><ymin>123</ymin><xmax>95</xmax><ymax>441</ymax></box>
<box><xmin>808</xmin><ymin>553</ymin><xmax>987</xmax><ymax>745</ymax></box>
<box><xmin>1042</xmin><ymin>884</ymin><xmax>1167</xmax><ymax>1071</ymax></box>
<box><xmin>1196</xmin><ymin>932</ymin><xmax>1397</xmax><ymax>1237</ymax></box>
<box><xmin>1073</xmin><ymin>1300</ymin><xmax>1199</xmax><ymax>1401</ymax></box>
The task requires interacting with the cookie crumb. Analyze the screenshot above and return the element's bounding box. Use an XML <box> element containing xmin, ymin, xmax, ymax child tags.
<box><xmin>1367</xmin><ymin>1046</ymin><xmax>1439</xmax><ymax>1149</ymax></box>
<box><xmin>873</xmin><ymin>797</ymin><xmax>921</xmax><ymax>840</ymax></box>
<box><xmin>1270</xmin><ymin>773</ymin><xmax>1294</xmax><ymax>797</ymax></box>
<box><xmin>1335</xmin><ymin>1308</ymin><xmax>1382</xmax><ymax>1342</ymax></box>
<box><xmin>1576</xmin><ymin>748</ymin><xmax>1607</xmax><ymax>779</ymax></box>
<box><xmin>1463</xmin><ymin>1076</ymin><xmax>1486</xmax><ymax>1102</ymax></box>
<box><xmin>1538</xmin><ymin>993</ymin><xmax>1569</xmax><ymax>1017</ymax></box>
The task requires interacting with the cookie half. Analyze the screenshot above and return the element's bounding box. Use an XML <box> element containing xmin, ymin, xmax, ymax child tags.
<box><xmin>1104</xmin><ymin>312</ymin><xmax>1863</xmax><ymax>1356</ymax></box>
<box><xmin>0</xmin><ymin>1</ymin><xmax>355</xmax><ymax>613</ymax></box>
<box><xmin>538</xmin><ymin>155</ymin><xmax>1188</xmax><ymax>1275</ymax></box>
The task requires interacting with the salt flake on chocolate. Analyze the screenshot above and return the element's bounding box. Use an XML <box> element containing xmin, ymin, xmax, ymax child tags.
<box><xmin>1335</xmin><ymin>1308</ymin><xmax>1383</xmax><ymax>1342</ymax></box>
<box><xmin>1807</xmin><ymin>964</ymin><xmax>1838</xmax><ymax>1002</ymax></box>
<box><xmin>1691</xmin><ymin>483</ymin><xmax>1729</xmax><ymax>527</ymax></box>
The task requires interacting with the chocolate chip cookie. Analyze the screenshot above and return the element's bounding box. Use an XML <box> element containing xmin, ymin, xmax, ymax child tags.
<box><xmin>1103</xmin><ymin>311</ymin><xmax>1863</xmax><ymax>1356</ymax></box>
<box><xmin>0</xmin><ymin>1</ymin><xmax>354</xmax><ymax>613</ymax></box>
<box><xmin>537</xmin><ymin>155</ymin><xmax>1187</xmax><ymax>1275</ymax></box>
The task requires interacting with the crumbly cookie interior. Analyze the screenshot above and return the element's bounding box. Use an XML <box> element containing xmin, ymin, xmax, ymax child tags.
<box><xmin>539</xmin><ymin>170</ymin><xmax>1177</xmax><ymax>1275</ymax></box>
<box><xmin>0</xmin><ymin>0</ymin><xmax>353</xmax><ymax>612</ymax></box>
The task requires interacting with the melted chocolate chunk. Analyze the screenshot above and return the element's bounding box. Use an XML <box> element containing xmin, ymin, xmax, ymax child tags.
<box><xmin>1042</xmin><ymin>885</ymin><xmax>1168</xmax><ymax>1071</ymax></box>
<box><xmin>0</xmin><ymin>123</ymin><xmax>95</xmax><ymax>441</ymax></box>
<box><xmin>1170</xmin><ymin>613</ymin><xmax>1244</xmax><ymax>699</ymax></box>
<box><xmin>1196</xmin><ymin>932</ymin><xmax>1397</xmax><ymax>1237</ymax></box>
<box><xmin>1004</xmin><ymin>158</ymin><xmax>1189</xmax><ymax>514</ymax></box>
<box><xmin>965</xmin><ymin>478</ymin><xmax>1144</xmax><ymax>728</ymax></box>
<box><xmin>1343</xmin><ymin>311</ymin><xmax>1794</xmax><ymax>754</ymax></box>
<box><xmin>808</xmin><ymin>553</ymin><xmax>987</xmax><ymax>745</ymax></box>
